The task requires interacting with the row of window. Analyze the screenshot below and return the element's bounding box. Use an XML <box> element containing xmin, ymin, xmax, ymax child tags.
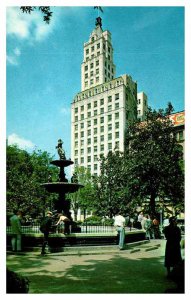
<box><xmin>74</xmin><ymin>94</ymin><xmax>119</xmax><ymax>113</ymax></box>
<box><xmin>75</xmin><ymin>103</ymin><xmax>119</xmax><ymax>116</ymax></box>
<box><xmin>85</xmin><ymin>43</ymin><xmax>110</xmax><ymax>54</ymax></box>
<box><xmin>74</xmin><ymin>112</ymin><xmax>120</xmax><ymax>122</ymax></box>
<box><xmin>74</xmin><ymin>141</ymin><xmax>119</xmax><ymax>164</ymax></box>
<box><xmin>137</xmin><ymin>98</ymin><xmax>147</xmax><ymax>106</ymax></box>
<box><xmin>74</xmin><ymin>132</ymin><xmax>119</xmax><ymax>149</ymax></box>
<box><xmin>74</xmin><ymin>122</ymin><xmax>119</xmax><ymax>132</ymax></box>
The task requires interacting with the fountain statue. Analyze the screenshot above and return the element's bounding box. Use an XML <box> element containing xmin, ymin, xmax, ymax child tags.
<box><xmin>41</xmin><ymin>139</ymin><xmax>83</xmax><ymax>221</ymax></box>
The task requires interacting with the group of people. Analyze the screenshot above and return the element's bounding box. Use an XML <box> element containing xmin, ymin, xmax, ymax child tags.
<box><xmin>9</xmin><ymin>210</ymin><xmax>71</xmax><ymax>255</ymax></box>
<box><xmin>137</xmin><ymin>211</ymin><xmax>161</xmax><ymax>239</ymax></box>
<box><xmin>9</xmin><ymin>210</ymin><xmax>183</xmax><ymax>279</ymax></box>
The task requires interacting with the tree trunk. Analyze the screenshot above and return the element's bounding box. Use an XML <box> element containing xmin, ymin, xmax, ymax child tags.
<box><xmin>150</xmin><ymin>192</ymin><xmax>156</xmax><ymax>217</ymax></box>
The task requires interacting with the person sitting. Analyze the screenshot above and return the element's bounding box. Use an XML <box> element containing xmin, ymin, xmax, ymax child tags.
<box><xmin>55</xmin><ymin>213</ymin><xmax>71</xmax><ymax>234</ymax></box>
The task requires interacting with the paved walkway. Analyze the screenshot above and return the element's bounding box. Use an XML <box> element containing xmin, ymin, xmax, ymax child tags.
<box><xmin>6</xmin><ymin>239</ymin><xmax>182</xmax><ymax>294</ymax></box>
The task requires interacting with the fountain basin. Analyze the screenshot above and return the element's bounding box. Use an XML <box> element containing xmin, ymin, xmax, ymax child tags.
<box><xmin>50</xmin><ymin>160</ymin><xmax>73</xmax><ymax>168</ymax></box>
<box><xmin>41</xmin><ymin>182</ymin><xmax>84</xmax><ymax>193</ymax></box>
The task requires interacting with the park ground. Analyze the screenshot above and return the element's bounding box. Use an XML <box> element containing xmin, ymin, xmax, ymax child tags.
<box><xmin>6</xmin><ymin>239</ymin><xmax>184</xmax><ymax>294</ymax></box>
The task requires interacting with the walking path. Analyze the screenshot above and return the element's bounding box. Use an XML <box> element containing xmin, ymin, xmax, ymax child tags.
<box><xmin>6</xmin><ymin>239</ymin><xmax>182</xmax><ymax>294</ymax></box>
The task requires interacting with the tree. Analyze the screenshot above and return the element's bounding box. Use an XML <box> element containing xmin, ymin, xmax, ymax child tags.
<box><xmin>92</xmin><ymin>150</ymin><xmax>131</xmax><ymax>218</ymax></box>
<box><xmin>20</xmin><ymin>6</ymin><xmax>53</xmax><ymax>24</ymax></box>
<box><xmin>69</xmin><ymin>166</ymin><xmax>95</xmax><ymax>221</ymax></box>
<box><xmin>125</xmin><ymin>104</ymin><xmax>184</xmax><ymax>216</ymax></box>
<box><xmin>7</xmin><ymin>145</ymin><xmax>58</xmax><ymax>217</ymax></box>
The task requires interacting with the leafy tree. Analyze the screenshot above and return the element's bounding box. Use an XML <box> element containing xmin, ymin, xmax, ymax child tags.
<box><xmin>7</xmin><ymin>145</ymin><xmax>58</xmax><ymax>217</ymax></box>
<box><xmin>69</xmin><ymin>166</ymin><xmax>95</xmax><ymax>221</ymax></box>
<box><xmin>92</xmin><ymin>150</ymin><xmax>130</xmax><ymax>218</ymax></box>
<box><xmin>20</xmin><ymin>6</ymin><xmax>53</xmax><ymax>24</ymax></box>
<box><xmin>125</xmin><ymin>104</ymin><xmax>184</xmax><ymax>216</ymax></box>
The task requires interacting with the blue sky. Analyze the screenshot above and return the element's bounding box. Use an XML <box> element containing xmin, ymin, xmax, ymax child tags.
<box><xmin>6</xmin><ymin>6</ymin><xmax>184</xmax><ymax>159</ymax></box>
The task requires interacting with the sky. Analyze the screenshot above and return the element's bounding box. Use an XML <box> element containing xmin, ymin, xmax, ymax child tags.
<box><xmin>6</xmin><ymin>5</ymin><xmax>184</xmax><ymax>160</ymax></box>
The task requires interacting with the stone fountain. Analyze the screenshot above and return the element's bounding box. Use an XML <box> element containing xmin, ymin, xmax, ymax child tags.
<box><xmin>41</xmin><ymin>139</ymin><xmax>83</xmax><ymax>220</ymax></box>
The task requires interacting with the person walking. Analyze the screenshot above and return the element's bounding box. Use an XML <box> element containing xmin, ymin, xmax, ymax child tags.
<box><xmin>40</xmin><ymin>211</ymin><xmax>53</xmax><ymax>255</ymax></box>
<box><xmin>114</xmin><ymin>211</ymin><xmax>126</xmax><ymax>250</ymax></box>
<box><xmin>163</xmin><ymin>216</ymin><xmax>182</xmax><ymax>277</ymax></box>
<box><xmin>10</xmin><ymin>210</ymin><xmax>22</xmax><ymax>252</ymax></box>
<box><xmin>137</xmin><ymin>211</ymin><xmax>144</xmax><ymax>229</ymax></box>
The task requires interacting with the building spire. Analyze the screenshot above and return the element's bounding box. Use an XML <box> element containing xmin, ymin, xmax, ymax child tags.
<box><xmin>94</xmin><ymin>6</ymin><xmax>103</xmax><ymax>28</ymax></box>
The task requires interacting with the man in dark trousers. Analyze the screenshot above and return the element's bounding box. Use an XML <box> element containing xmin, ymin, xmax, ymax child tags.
<box><xmin>163</xmin><ymin>216</ymin><xmax>182</xmax><ymax>277</ymax></box>
<box><xmin>40</xmin><ymin>211</ymin><xmax>53</xmax><ymax>255</ymax></box>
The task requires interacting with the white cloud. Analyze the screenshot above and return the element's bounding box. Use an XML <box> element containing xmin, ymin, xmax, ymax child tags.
<box><xmin>60</xmin><ymin>107</ymin><xmax>70</xmax><ymax>115</ymax></box>
<box><xmin>7</xmin><ymin>47</ymin><xmax>21</xmax><ymax>65</ymax></box>
<box><xmin>8</xmin><ymin>133</ymin><xmax>35</xmax><ymax>150</ymax></box>
<box><xmin>6</xmin><ymin>7</ymin><xmax>55</xmax><ymax>42</ymax></box>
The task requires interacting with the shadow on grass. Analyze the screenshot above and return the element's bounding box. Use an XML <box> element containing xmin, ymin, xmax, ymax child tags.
<box><xmin>7</xmin><ymin>251</ymin><xmax>179</xmax><ymax>294</ymax></box>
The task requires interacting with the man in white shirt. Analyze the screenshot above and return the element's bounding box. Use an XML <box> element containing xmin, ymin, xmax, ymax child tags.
<box><xmin>114</xmin><ymin>212</ymin><xmax>126</xmax><ymax>250</ymax></box>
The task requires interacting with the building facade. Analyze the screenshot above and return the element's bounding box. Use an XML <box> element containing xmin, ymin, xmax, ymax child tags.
<box><xmin>71</xmin><ymin>17</ymin><xmax>138</xmax><ymax>176</ymax></box>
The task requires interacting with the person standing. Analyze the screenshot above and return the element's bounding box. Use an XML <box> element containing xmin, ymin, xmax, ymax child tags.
<box><xmin>114</xmin><ymin>211</ymin><xmax>126</xmax><ymax>250</ymax></box>
<box><xmin>137</xmin><ymin>212</ymin><xmax>144</xmax><ymax>229</ymax></box>
<box><xmin>143</xmin><ymin>215</ymin><xmax>153</xmax><ymax>240</ymax></box>
<box><xmin>163</xmin><ymin>216</ymin><xmax>182</xmax><ymax>277</ymax></box>
<box><xmin>55</xmin><ymin>213</ymin><xmax>71</xmax><ymax>234</ymax></box>
<box><xmin>40</xmin><ymin>211</ymin><xmax>53</xmax><ymax>255</ymax></box>
<box><xmin>10</xmin><ymin>210</ymin><xmax>22</xmax><ymax>252</ymax></box>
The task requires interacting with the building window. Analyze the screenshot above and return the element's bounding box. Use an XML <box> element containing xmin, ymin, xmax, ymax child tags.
<box><xmin>81</xmin><ymin>114</ymin><xmax>84</xmax><ymax>120</ymax></box>
<box><xmin>100</xmin><ymin>135</ymin><xmax>104</xmax><ymax>142</ymax></box>
<box><xmin>88</xmin><ymin>138</ymin><xmax>91</xmax><ymax>145</ymax></box>
<box><xmin>115</xmin><ymin>131</ymin><xmax>119</xmax><ymax>138</ymax></box>
<box><xmin>75</xmin><ymin>124</ymin><xmax>78</xmax><ymax>130</ymax></box>
<box><xmin>115</xmin><ymin>93</ymin><xmax>119</xmax><ymax>100</ymax></box>
<box><xmin>75</xmin><ymin>133</ymin><xmax>78</xmax><ymax>139</ymax></box>
<box><xmin>81</xmin><ymin>140</ymin><xmax>84</xmax><ymax>146</ymax></box>
<box><xmin>91</xmin><ymin>46</ymin><xmax>94</xmax><ymax>52</ymax></box>
<box><xmin>94</xmin><ymin>155</ymin><xmax>98</xmax><ymax>161</ymax></box>
<box><xmin>85</xmin><ymin>65</ymin><xmax>88</xmax><ymax>71</ymax></box>
<box><xmin>115</xmin><ymin>122</ymin><xmax>119</xmax><ymax>129</ymax></box>
<box><xmin>100</xmin><ymin>98</ymin><xmax>104</xmax><ymax>106</ymax></box>
<box><xmin>108</xmin><ymin>143</ymin><xmax>112</xmax><ymax>150</ymax></box>
<box><xmin>100</xmin><ymin>126</ymin><xmax>104</xmax><ymax>133</ymax></box>
<box><xmin>96</xmin><ymin>60</ymin><xmax>99</xmax><ymax>66</ymax></box>
<box><xmin>138</xmin><ymin>110</ymin><xmax>141</xmax><ymax>115</ymax></box>
<box><xmin>90</xmin><ymin>70</ymin><xmax>93</xmax><ymax>77</ymax></box>
<box><xmin>108</xmin><ymin>115</ymin><xmax>112</xmax><ymax>122</ymax></box>
<box><xmin>115</xmin><ymin>103</ymin><xmax>119</xmax><ymax>109</ymax></box>
<box><xmin>108</xmin><ymin>124</ymin><xmax>112</xmax><ymax>131</ymax></box>
<box><xmin>88</xmin><ymin>156</ymin><xmax>91</xmax><ymax>163</ymax></box>
<box><xmin>115</xmin><ymin>141</ymin><xmax>119</xmax><ymax>148</ymax></box>
<box><xmin>100</xmin><ymin>144</ymin><xmax>104</xmax><ymax>151</ymax></box>
<box><xmin>86</xmin><ymin>49</ymin><xmax>89</xmax><ymax>55</ymax></box>
<box><xmin>108</xmin><ymin>105</ymin><xmax>112</xmax><ymax>111</ymax></box>
<box><xmin>108</xmin><ymin>46</ymin><xmax>111</xmax><ymax>52</ymax></box>
<box><xmin>85</xmin><ymin>73</ymin><xmax>88</xmax><ymax>79</ymax></box>
<box><xmin>80</xmin><ymin>123</ymin><xmax>84</xmax><ymax>129</ymax></box>
<box><xmin>90</xmin><ymin>79</ymin><xmax>93</xmax><ymax>85</ymax></box>
<box><xmin>97</xmin><ymin>43</ymin><xmax>100</xmax><ymax>49</ymax></box>
<box><xmin>81</xmin><ymin>131</ymin><xmax>84</xmax><ymax>138</ymax></box>
<box><xmin>94</xmin><ymin>146</ymin><xmax>97</xmax><ymax>152</ymax></box>
<box><xmin>100</xmin><ymin>107</ymin><xmax>104</xmax><ymax>114</ymax></box>
<box><xmin>87</xmin><ymin>103</ymin><xmax>91</xmax><ymax>109</ymax></box>
<box><xmin>87</xmin><ymin>120</ymin><xmax>91</xmax><ymax>127</ymax></box>
<box><xmin>108</xmin><ymin>97</ymin><xmax>112</xmax><ymax>104</ymax></box>
<box><xmin>96</xmin><ymin>68</ymin><xmax>99</xmax><ymax>74</ymax></box>
<box><xmin>81</xmin><ymin>149</ymin><xmax>84</xmax><ymax>155</ymax></box>
<box><xmin>94</xmin><ymin>109</ymin><xmax>97</xmax><ymax>116</ymax></box>
<box><xmin>138</xmin><ymin>99</ymin><xmax>141</xmax><ymax>104</ymax></box>
<box><xmin>75</xmin><ymin>116</ymin><xmax>78</xmax><ymax>122</ymax></box>
<box><xmin>96</xmin><ymin>77</ymin><xmax>99</xmax><ymax>82</ymax></box>
<box><xmin>94</xmin><ymin>164</ymin><xmax>98</xmax><ymax>170</ymax></box>
<box><xmin>75</xmin><ymin>107</ymin><xmax>78</xmax><ymax>113</ymax></box>
<box><xmin>75</xmin><ymin>141</ymin><xmax>78</xmax><ymax>147</ymax></box>
<box><xmin>94</xmin><ymin>101</ymin><xmax>97</xmax><ymax>107</ymax></box>
<box><xmin>108</xmin><ymin>133</ymin><xmax>112</xmax><ymax>140</ymax></box>
<box><xmin>94</xmin><ymin>137</ymin><xmax>97</xmax><ymax>143</ymax></box>
<box><xmin>90</xmin><ymin>63</ymin><xmax>94</xmax><ymax>69</ymax></box>
<box><xmin>94</xmin><ymin>119</ymin><xmax>97</xmax><ymax>125</ymax></box>
<box><xmin>75</xmin><ymin>159</ymin><xmax>78</xmax><ymax>164</ymax></box>
<box><xmin>85</xmin><ymin>81</ymin><xmax>88</xmax><ymax>87</ymax></box>
<box><xmin>94</xmin><ymin>128</ymin><xmax>97</xmax><ymax>134</ymax></box>
<box><xmin>81</xmin><ymin>157</ymin><xmax>84</xmax><ymax>164</ymax></box>
<box><xmin>88</xmin><ymin>129</ymin><xmax>91</xmax><ymax>136</ymax></box>
<box><xmin>115</xmin><ymin>112</ymin><xmax>119</xmax><ymax>119</ymax></box>
<box><xmin>88</xmin><ymin>147</ymin><xmax>91</xmax><ymax>153</ymax></box>
<box><xmin>100</xmin><ymin>117</ymin><xmax>104</xmax><ymax>123</ymax></box>
<box><xmin>75</xmin><ymin>150</ymin><xmax>78</xmax><ymax>156</ymax></box>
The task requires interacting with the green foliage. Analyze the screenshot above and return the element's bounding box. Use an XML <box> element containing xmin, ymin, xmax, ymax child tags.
<box><xmin>7</xmin><ymin>145</ymin><xmax>58</xmax><ymax>217</ymax></box>
<box><xmin>20</xmin><ymin>6</ymin><xmax>53</xmax><ymax>24</ymax></box>
<box><xmin>84</xmin><ymin>215</ymin><xmax>102</xmax><ymax>225</ymax></box>
<box><xmin>69</xmin><ymin>166</ymin><xmax>96</xmax><ymax>220</ymax></box>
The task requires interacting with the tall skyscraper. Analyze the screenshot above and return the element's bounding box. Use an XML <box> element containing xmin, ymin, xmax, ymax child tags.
<box><xmin>71</xmin><ymin>16</ymin><xmax>143</xmax><ymax>176</ymax></box>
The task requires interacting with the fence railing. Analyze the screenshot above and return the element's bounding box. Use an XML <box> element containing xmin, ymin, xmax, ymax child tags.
<box><xmin>6</xmin><ymin>222</ymin><xmax>117</xmax><ymax>234</ymax></box>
